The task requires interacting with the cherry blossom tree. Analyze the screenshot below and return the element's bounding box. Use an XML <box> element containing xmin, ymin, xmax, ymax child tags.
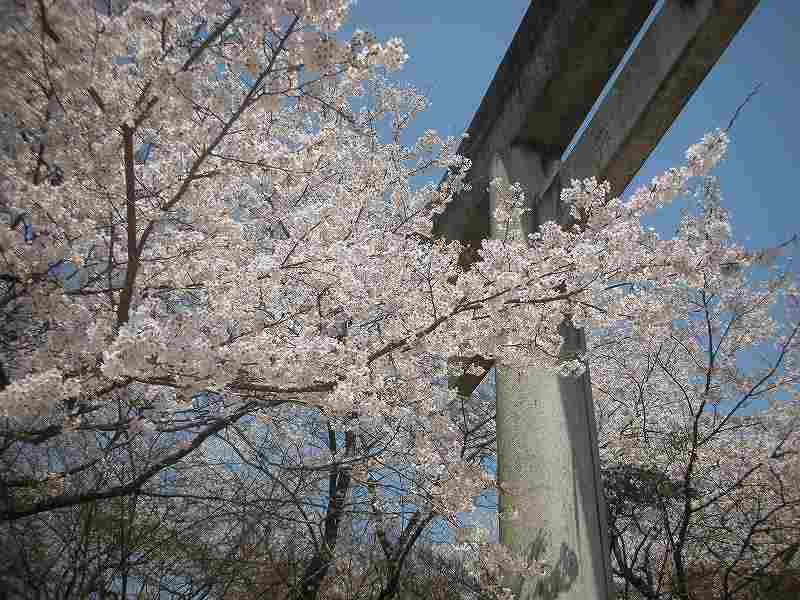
<box><xmin>589</xmin><ymin>208</ymin><xmax>800</xmax><ymax>599</ymax></box>
<box><xmin>0</xmin><ymin>1</ymin><xmax>790</xmax><ymax>599</ymax></box>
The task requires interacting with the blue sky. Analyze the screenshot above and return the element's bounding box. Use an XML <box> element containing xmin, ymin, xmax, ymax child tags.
<box><xmin>345</xmin><ymin>0</ymin><xmax>799</xmax><ymax>259</ymax></box>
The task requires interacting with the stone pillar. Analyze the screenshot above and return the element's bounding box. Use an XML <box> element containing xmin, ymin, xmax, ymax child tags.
<box><xmin>491</xmin><ymin>145</ymin><xmax>612</xmax><ymax>600</ymax></box>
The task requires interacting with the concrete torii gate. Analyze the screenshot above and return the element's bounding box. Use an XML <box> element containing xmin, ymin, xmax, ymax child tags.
<box><xmin>432</xmin><ymin>1</ymin><xmax>759</xmax><ymax>598</ymax></box>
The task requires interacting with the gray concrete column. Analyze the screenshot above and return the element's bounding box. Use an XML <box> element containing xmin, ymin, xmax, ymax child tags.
<box><xmin>491</xmin><ymin>145</ymin><xmax>612</xmax><ymax>600</ymax></box>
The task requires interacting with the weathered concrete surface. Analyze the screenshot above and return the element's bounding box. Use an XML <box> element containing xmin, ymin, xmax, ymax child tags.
<box><xmin>554</xmin><ymin>0</ymin><xmax>760</xmax><ymax>197</ymax></box>
<box><xmin>491</xmin><ymin>148</ymin><xmax>611</xmax><ymax>600</ymax></box>
<box><xmin>495</xmin><ymin>330</ymin><xmax>608</xmax><ymax>600</ymax></box>
<box><xmin>441</xmin><ymin>0</ymin><xmax>762</xmax><ymax>434</ymax></box>
<box><xmin>435</xmin><ymin>2</ymin><xmax>761</xmax><ymax>599</ymax></box>
<box><xmin>432</xmin><ymin>0</ymin><xmax>657</xmax><ymax>249</ymax></box>
<box><xmin>536</xmin><ymin>0</ymin><xmax>759</xmax><ymax>241</ymax></box>
<box><xmin>489</xmin><ymin>143</ymin><xmax>557</xmax><ymax>240</ymax></box>
<box><xmin>434</xmin><ymin>0</ymin><xmax>760</xmax><ymax>256</ymax></box>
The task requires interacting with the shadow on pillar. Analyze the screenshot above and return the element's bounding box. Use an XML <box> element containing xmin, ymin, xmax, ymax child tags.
<box><xmin>555</xmin><ymin>321</ymin><xmax>613</xmax><ymax>600</ymax></box>
<box><xmin>506</xmin><ymin>529</ymin><xmax>580</xmax><ymax>600</ymax></box>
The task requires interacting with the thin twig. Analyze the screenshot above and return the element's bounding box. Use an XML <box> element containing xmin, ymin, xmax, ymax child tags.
<box><xmin>726</xmin><ymin>82</ymin><xmax>762</xmax><ymax>133</ymax></box>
